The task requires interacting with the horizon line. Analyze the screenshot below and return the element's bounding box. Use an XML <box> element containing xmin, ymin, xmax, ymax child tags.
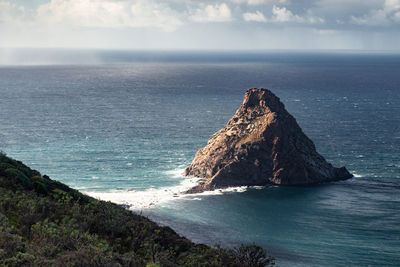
<box><xmin>1</xmin><ymin>47</ymin><xmax>400</xmax><ymax>54</ymax></box>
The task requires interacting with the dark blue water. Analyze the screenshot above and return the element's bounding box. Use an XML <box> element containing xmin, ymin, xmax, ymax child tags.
<box><xmin>0</xmin><ymin>52</ymin><xmax>399</xmax><ymax>266</ymax></box>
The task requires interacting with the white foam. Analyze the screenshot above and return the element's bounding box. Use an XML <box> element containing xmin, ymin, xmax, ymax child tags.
<box><xmin>163</xmin><ymin>168</ymin><xmax>185</xmax><ymax>178</ymax></box>
<box><xmin>84</xmin><ymin>168</ymin><xmax>262</xmax><ymax>210</ymax></box>
<box><xmin>85</xmin><ymin>172</ymin><xmax>199</xmax><ymax>210</ymax></box>
<box><xmin>352</xmin><ymin>173</ymin><xmax>363</xmax><ymax>178</ymax></box>
<box><xmin>253</xmin><ymin>186</ymin><xmax>265</xmax><ymax>190</ymax></box>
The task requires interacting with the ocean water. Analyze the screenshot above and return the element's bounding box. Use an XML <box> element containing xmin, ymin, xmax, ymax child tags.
<box><xmin>0</xmin><ymin>52</ymin><xmax>399</xmax><ymax>266</ymax></box>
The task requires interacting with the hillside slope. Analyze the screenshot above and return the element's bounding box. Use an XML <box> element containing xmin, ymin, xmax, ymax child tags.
<box><xmin>0</xmin><ymin>152</ymin><xmax>274</xmax><ymax>266</ymax></box>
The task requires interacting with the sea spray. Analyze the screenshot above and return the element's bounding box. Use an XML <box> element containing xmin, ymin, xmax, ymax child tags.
<box><xmin>86</xmin><ymin>168</ymin><xmax>265</xmax><ymax>210</ymax></box>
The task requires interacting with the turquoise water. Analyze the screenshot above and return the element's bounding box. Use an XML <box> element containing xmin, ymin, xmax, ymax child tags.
<box><xmin>1</xmin><ymin>52</ymin><xmax>399</xmax><ymax>266</ymax></box>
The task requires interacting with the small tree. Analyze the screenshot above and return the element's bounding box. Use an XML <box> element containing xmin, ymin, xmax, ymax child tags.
<box><xmin>233</xmin><ymin>244</ymin><xmax>275</xmax><ymax>267</ymax></box>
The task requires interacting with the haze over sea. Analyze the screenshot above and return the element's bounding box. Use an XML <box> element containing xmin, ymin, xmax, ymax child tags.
<box><xmin>1</xmin><ymin>51</ymin><xmax>399</xmax><ymax>266</ymax></box>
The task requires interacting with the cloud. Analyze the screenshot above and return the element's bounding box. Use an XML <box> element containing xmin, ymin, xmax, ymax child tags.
<box><xmin>385</xmin><ymin>0</ymin><xmax>400</xmax><ymax>11</ymax></box>
<box><xmin>350</xmin><ymin>0</ymin><xmax>400</xmax><ymax>26</ymax></box>
<box><xmin>231</xmin><ymin>0</ymin><xmax>288</xmax><ymax>5</ymax></box>
<box><xmin>1</xmin><ymin>0</ymin><xmax>400</xmax><ymax>51</ymax></box>
<box><xmin>190</xmin><ymin>3</ymin><xmax>232</xmax><ymax>22</ymax></box>
<box><xmin>270</xmin><ymin>5</ymin><xmax>324</xmax><ymax>24</ymax></box>
<box><xmin>271</xmin><ymin>5</ymin><xmax>297</xmax><ymax>22</ymax></box>
<box><xmin>0</xmin><ymin>1</ymin><xmax>25</xmax><ymax>24</ymax></box>
<box><xmin>36</xmin><ymin>0</ymin><xmax>183</xmax><ymax>32</ymax></box>
<box><xmin>394</xmin><ymin>11</ymin><xmax>400</xmax><ymax>21</ymax></box>
<box><xmin>243</xmin><ymin>10</ymin><xmax>267</xmax><ymax>22</ymax></box>
<box><xmin>350</xmin><ymin>10</ymin><xmax>389</xmax><ymax>26</ymax></box>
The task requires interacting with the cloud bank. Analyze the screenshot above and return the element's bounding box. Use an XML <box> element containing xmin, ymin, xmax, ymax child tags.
<box><xmin>0</xmin><ymin>0</ymin><xmax>400</xmax><ymax>50</ymax></box>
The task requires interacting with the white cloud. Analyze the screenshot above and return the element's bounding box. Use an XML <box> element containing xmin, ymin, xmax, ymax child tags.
<box><xmin>270</xmin><ymin>5</ymin><xmax>324</xmax><ymax>24</ymax></box>
<box><xmin>394</xmin><ymin>11</ymin><xmax>400</xmax><ymax>21</ymax></box>
<box><xmin>0</xmin><ymin>1</ymin><xmax>25</xmax><ymax>24</ymax></box>
<box><xmin>384</xmin><ymin>0</ymin><xmax>400</xmax><ymax>12</ymax></box>
<box><xmin>271</xmin><ymin>5</ymin><xmax>296</xmax><ymax>22</ymax></box>
<box><xmin>190</xmin><ymin>3</ymin><xmax>232</xmax><ymax>22</ymax></box>
<box><xmin>231</xmin><ymin>0</ymin><xmax>288</xmax><ymax>5</ymax></box>
<box><xmin>351</xmin><ymin>10</ymin><xmax>389</xmax><ymax>26</ymax></box>
<box><xmin>129</xmin><ymin>2</ymin><xmax>183</xmax><ymax>31</ymax></box>
<box><xmin>243</xmin><ymin>10</ymin><xmax>267</xmax><ymax>22</ymax></box>
<box><xmin>36</xmin><ymin>0</ymin><xmax>183</xmax><ymax>32</ymax></box>
<box><xmin>351</xmin><ymin>0</ymin><xmax>400</xmax><ymax>26</ymax></box>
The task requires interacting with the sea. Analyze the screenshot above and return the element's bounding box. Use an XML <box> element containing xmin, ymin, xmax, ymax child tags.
<box><xmin>0</xmin><ymin>50</ymin><xmax>399</xmax><ymax>266</ymax></box>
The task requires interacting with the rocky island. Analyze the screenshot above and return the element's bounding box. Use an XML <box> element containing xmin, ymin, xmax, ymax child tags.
<box><xmin>184</xmin><ymin>88</ymin><xmax>352</xmax><ymax>193</ymax></box>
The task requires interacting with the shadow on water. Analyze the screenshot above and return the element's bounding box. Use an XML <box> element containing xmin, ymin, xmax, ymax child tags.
<box><xmin>142</xmin><ymin>205</ymin><xmax>314</xmax><ymax>266</ymax></box>
<box><xmin>141</xmin><ymin>178</ymin><xmax>400</xmax><ymax>266</ymax></box>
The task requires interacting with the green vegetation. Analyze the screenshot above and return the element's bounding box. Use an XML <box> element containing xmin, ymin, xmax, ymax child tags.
<box><xmin>0</xmin><ymin>152</ymin><xmax>274</xmax><ymax>266</ymax></box>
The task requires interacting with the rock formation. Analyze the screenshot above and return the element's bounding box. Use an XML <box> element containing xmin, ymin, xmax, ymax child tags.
<box><xmin>184</xmin><ymin>88</ymin><xmax>352</xmax><ymax>193</ymax></box>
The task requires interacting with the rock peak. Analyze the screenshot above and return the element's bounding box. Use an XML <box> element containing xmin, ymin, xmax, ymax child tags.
<box><xmin>184</xmin><ymin>88</ymin><xmax>352</xmax><ymax>193</ymax></box>
<box><xmin>242</xmin><ymin>88</ymin><xmax>282</xmax><ymax>109</ymax></box>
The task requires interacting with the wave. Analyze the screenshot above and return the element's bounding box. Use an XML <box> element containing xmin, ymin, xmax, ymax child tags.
<box><xmin>84</xmin><ymin>168</ymin><xmax>263</xmax><ymax>210</ymax></box>
<box><xmin>85</xmin><ymin>168</ymin><xmax>198</xmax><ymax>209</ymax></box>
<box><xmin>163</xmin><ymin>168</ymin><xmax>186</xmax><ymax>178</ymax></box>
<box><xmin>192</xmin><ymin>185</ymin><xmax>266</xmax><ymax>196</ymax></box>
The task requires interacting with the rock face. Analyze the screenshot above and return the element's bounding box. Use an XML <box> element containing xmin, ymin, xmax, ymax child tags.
<box><xmin>184</xmin><ymin>88</ymin><xmax>352</xmax><ymax>193</ymax></box>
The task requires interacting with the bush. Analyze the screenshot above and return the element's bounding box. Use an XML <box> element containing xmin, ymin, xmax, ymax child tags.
<box><xmin>233</xmin><ymin>244</ymin><xmax>275</xmax><ymax>267</ymax></box>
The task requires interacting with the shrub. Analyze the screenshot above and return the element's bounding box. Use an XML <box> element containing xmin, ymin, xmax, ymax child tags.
<box><xmin>4</xmin><ymin>168</ymin><xmax>32</xmax><ymax>189</ymax></box>
<box><xmin>233</xmin><ymin>244</ymin><xmax>275</xmax><ymax>267</ymax></box>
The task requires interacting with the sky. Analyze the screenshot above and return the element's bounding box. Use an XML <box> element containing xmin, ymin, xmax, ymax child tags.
<box><xmin>0</xmin><ymin>0</ymin><xmax>400</xmax><ymax>50</ymax></box>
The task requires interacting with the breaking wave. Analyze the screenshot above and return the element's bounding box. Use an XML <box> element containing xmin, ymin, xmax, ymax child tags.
<box><xmin>85</xmin><ymin>168</ymin><xmax>262</xmax><ymax>210</ymax></box>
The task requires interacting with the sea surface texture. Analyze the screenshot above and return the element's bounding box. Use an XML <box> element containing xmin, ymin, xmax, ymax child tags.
<box><xmin>0</xmin><ymin>52</ymin><xmax>399</xmax><ymax>266</ymax></box>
